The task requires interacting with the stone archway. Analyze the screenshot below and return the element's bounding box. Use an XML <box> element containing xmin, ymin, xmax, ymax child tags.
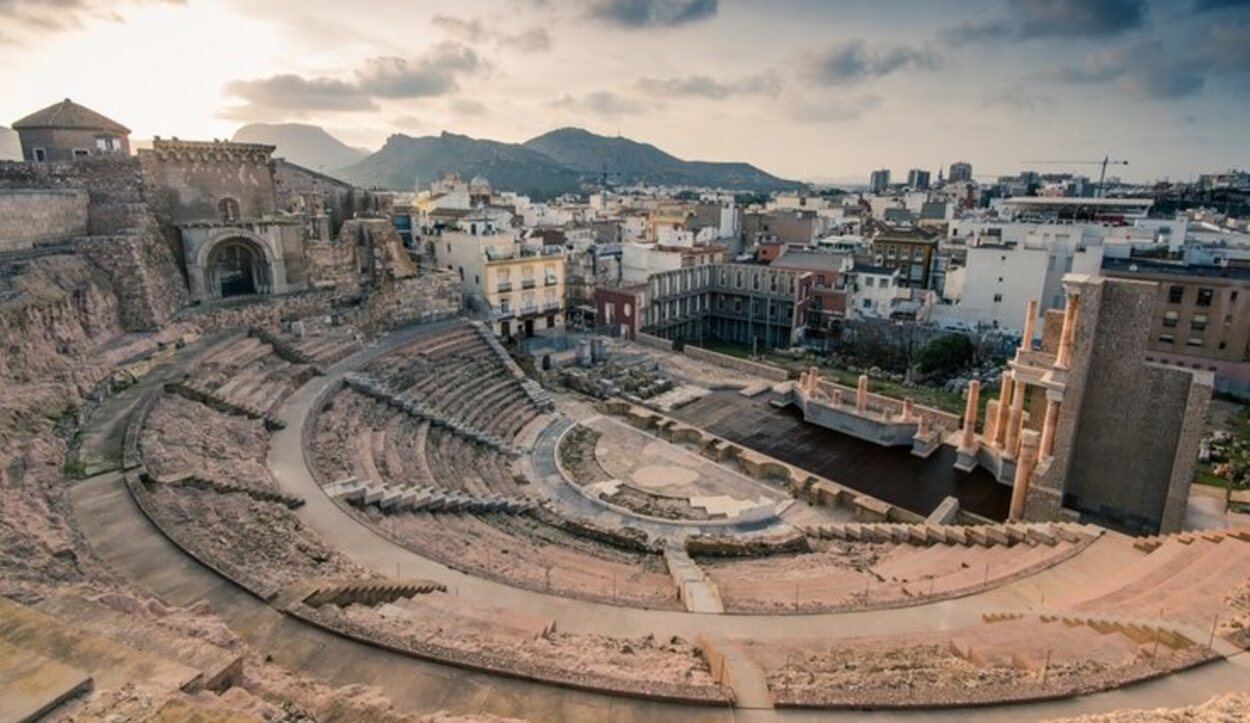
<box><xmin>205</xmin><ymin>236</ymin><xmax>272</xmax><ymax>299</ymax></box>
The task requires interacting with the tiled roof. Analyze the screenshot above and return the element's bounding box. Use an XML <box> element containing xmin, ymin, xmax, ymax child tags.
<box><xmin>12</xmin><ymin>99</ymin><xmax>130</xmax><ymax>134</ymax></box>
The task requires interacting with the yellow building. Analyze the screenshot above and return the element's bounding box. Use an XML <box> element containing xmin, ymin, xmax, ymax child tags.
<box><xmin>484</xmin><ymin>246</ymin><xmax>565</xmax><ymax>339</ymax></box>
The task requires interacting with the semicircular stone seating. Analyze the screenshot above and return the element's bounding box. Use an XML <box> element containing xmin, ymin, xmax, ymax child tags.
<box><xmin>126</xmin><ymin>322</ymin><xmax>1250</xmax><ymax>711</ymax></box>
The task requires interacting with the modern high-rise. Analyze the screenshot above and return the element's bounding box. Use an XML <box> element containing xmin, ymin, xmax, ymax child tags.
<box><xmin>869</xmin><ymin>168</ymin><xmax>891</xmax><ymax>194</ymax></box>
<box><xmin>949</xmin><ymin>161</ymin><xmax>973</xmax><ymax>183</ymax></box>
<box><xmin>907</xmin><ymin>169</ymin><xmax>931</xmax><ymax>191</ymax></box>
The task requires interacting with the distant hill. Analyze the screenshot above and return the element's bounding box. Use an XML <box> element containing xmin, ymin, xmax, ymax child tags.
<box><xmin>523</xmin><ymin>127</ymin><xmax>802</xmax><ymax>193</ymax></box>
<box><xmin>232</xmin><ymin>123</ymin><xmax>368</xmax><ymax>172</ymax></box>
<box><xmin>0</xmin><ymin>126</ymin><xmax>21</xmax><ymax>161</ymax></box>
<box><xmin>335</xmin><ymin>132</ymin><xmax>584</xmax><ymax>198</ymax></box>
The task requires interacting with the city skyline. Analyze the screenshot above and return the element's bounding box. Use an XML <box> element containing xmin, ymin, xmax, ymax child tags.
<box><xmin>1</xmin><ymin>0</ymin><xmax>1247</xmax><ymax>183</ymax></box>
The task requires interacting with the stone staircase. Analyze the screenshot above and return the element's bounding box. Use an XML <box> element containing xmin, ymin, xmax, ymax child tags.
<box><xmin>248</xmin><ymin>326</ymin><xmax>321</xmax><ymax>369</ymax></box>
<box><xmin>324</xmin><ymin>477</ymin><xmax>537</xmax><ymax>515</ymax></box>
<box><xmin>163</xmin><ymin>380</ymin><xmax>284</xmax><ymax>430</ymax></box>
<box><xmin>0</xmin><ymin>595</ymin><xmax>243</xmax><ymax>720</ymax></box>
<box><xmin>982</xmin><ymin>611</ymin><xmax>1199</xmax><ymax>652</ymax></box>
<box><xmin>1132</xmin><ymin>525</ymin><xmax>1250</xmax><ymax>553</ymax></box>
<box><xmin>472</xmin><ymin>322</ymin><xmax>554</xmax><ymax>411</ymax></box>
<box><xmin>343</xmin><ymin>372</ymin><xmax>514</xmax><ymax>454</ymax></box>
<box><xmin>803</xmin><ymin>521</ymin><xmax>1098</xmax><ymax>548</ymax></box>
<box><xmin>146</xmin><ymin>471</ymin><xmax>305</xmax><ymax>509</ymax></box>
<box><xmin>664</xmin><ymin>545</ymin><xmax>724</xmax><ymax>613</ymax></box>
<box><xmin>302</xmin><ymin>579</ymin><xmax>446</xmax><ymax>608</ymax></box>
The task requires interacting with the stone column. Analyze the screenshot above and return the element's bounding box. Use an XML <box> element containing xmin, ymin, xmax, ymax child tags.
<box><xmin>1019</xmin><ymin>299</ymin><xmax>1039</xmax><ymax>354</ymax></box>
<box><xmin>831</xmin><ymin>389</ymin><xmax>843</xmax><ymax>407</ymax></box>
<box><xmin>1039</xmin><ymin>393</ymin><xmax>1062</xmax><ymax>458</ymax></box>
<box><xmin>856</xmin><ymin>374</ymin><xmax>869</xmax><ymax>413</ymax></box>
<box><xmin>984</xmin><ymin>399</ymin><xmax>1000</xmax><ymax>444</ymax></box>
<box><xmin>1055</xmin><ymin>290</ymin><xmax>1081</xmax><ymax>370</ymax></box>
<box><xmin>1004</xmin><ymin>381</ymin><xmax>1026</xmax><ymax>458</ymax></box>
<box><xmin>960</xmin><ymin>380</ymin><xmax>981</xmax><ymax>450</ymax></box>
<box><xmin>1009</xmin><ymin>429</ymin><xmax>1041</xmax><ymax>521</ymax></box>
<box><xmin>901</xmin><ymin>397</ymin><xmax>915</xmax><ymax>422</ymax></box>
<box><xmin>994</xmin><ymin>374</ymin><xmax>1015</xmax><ymax>449</ymax></box>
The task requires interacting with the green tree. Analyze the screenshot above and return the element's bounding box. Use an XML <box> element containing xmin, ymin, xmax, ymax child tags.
<box><xmin>915</xmin><ymin>334</ymin><xmax>975</xmax><ymax>375</ymax></box>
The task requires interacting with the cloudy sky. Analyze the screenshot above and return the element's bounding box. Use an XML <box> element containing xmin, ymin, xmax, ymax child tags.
<box><xmin>1</xmin><ymin>0</ymin><xmax>1246</xmax><ymax>183</ymax></box>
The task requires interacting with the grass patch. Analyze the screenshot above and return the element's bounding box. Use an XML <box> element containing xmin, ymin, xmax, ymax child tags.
<box><xmin>688</xmin><ymin>341</ymin><xmax>977</xmax><ymax>417</ymax></box>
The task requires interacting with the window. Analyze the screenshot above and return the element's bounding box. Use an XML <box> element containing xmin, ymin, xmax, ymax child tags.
<box><xmin>1168</xmin><ymin>285</ymin><xmax>1184</xmax><ymax>304</ymax></box>
<box><xmin>1158</xmin><ymin>334</ymin><xmax>1175</xmax><ymax>344</ymax></box>
<box><xmin>1187</xmin><ymin>337</ymin><xmax>1204</xmax><ymax>347</ymax></box>
<box><xmin>1192</xmin><ymin>314</ymin><xmax>1208</xmax><ymax>332</ymax></box>
<box><xmin>1163</xmin><ymin>310</ymin><xmax>1178</xmax><ymax>328</ymax></box>
<box><xmin>865</xmin><ymin>277</ymin><xmax>875</xmax><ymax>287</ymax></box>
<box><xmin>1219</xmin><ymin>341</ymin><xmax>1227</xmax><ymax>350</ymax></box>
<box><xmin>72</xmin><ymin>149</ymin><xmax>90</xmax><ymax>159</ymax></box>
<box><xmin>1197</xmin><ymin>288</ymin><xmax>1214</xmax><ymax>307</ymax></box>
<box><xmin>33</xmin><ymin>148</ymin><xmax>47</xmax><ymax>162</ymax></box>
<box><xmin>1232</xmin><ymin>291</ymin><xmax>1239</xmax><ymax>302</ymax></box>
<box><xmin>993</xmin><ymin>293</ymin><xmax>1003</xmax><ymax>303</ymax></box>
<box><xmin>863</xmin><ymin>299</ymin><xmax>872</xmax><ymax>309</ymax></box>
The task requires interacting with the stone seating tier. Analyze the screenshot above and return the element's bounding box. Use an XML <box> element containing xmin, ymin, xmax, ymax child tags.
<box><xmin>343</xmin><ymin>373</ymin><xmax>514</xmax><ymax>454</ymax></box>
<box><xmin>324</xmin><ymin>477</ymin><xmax>537</xmax><ymax>515</ymax></box>
<box><xmin>803</xmin><ymin>521</ymin><xmax>1096</xmax><ymax>548</ymax></box>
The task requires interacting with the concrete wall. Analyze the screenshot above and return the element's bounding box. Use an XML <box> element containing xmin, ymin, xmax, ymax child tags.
<box><xmin>684</xmin><ymin>346</ymin><xmax>790</xmax><ymax>382</ymax></box>
<box><xmin>797</xmin><ymin>395</ymin><xmax>919</xmax><ymax>447</ymax></box>
<box><xmin>0</xmin><ymin>189</ymin><xmax>88</xmax><ymax>251</ymax></box>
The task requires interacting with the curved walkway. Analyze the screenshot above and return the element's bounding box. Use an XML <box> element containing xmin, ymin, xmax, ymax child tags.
<box><xmin>69</xmin><ymin>321</ymin><xmax>1250</xmax><ymax>721</ymax></box>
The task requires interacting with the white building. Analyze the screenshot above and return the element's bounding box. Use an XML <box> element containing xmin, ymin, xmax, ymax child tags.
<box><xmin>848</xmin><ymin>264</ymin><xmax>908</xmax><ymax>319</ymax></box>
<box><xmin>939</xmin><ymin>230</ymin><xmax>1104</xmax><ymax>335</ymax></box>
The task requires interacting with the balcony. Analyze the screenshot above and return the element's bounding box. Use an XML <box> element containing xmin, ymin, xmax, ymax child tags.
<box><xmin>493</xmin><ymin>306</ymin><xmax>515</xmax><ymax>320</ymax></box>
<box><xmin>521</xmin><ymin>278</ymin><xmax>536</xmax><ymax>289</ymax></box>
<box><xmin>497</xmin><ymin>281</ymin><xmax>513</xmax><ymax>293</ymax></box>
<box><xmin>519</xmin><ymin>304</ymin><xmax>539</xmax><ymax>317</ymax></box>
<box><xmin>544</xmin><ymin>301</ymin><xmax>561</xmax><ymax>313</ymax></box>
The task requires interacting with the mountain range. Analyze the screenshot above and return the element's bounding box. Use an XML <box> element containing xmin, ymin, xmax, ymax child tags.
<box><xmin>232</xmin><ymin>123</ymin><xmax>368</xmax><ymax>172</ymax></box>
<box><xmin>231</xmin><ymin>123</ymin><xmax>802</xmax><ymax>197</ymax></box>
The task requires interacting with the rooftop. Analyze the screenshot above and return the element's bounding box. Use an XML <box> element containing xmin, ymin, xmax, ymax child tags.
<box><xmin>1102</xmin><ymin>257</ymin><xmax>1250</xmax><ymax>282</ymax></box>
<box><xmin>12</xmin><ymin>98</ymin><xmax>130</xmax><ymax>134</ymax></box>
<box><xmin>769</xmin><ymin>250</ymin><xmax>849</xmax><ymax>273</ymax></box>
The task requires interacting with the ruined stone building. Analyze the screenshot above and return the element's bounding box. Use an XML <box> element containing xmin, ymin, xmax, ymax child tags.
<box><xmin>1</xmin><ymin>100</ymin><xmax>458</xmax><ymax>347</ymax></box>
<box><xmin>965</xmin><ymin>274</ymin><xmax>1211</xmax><ymax>534</ymax></box>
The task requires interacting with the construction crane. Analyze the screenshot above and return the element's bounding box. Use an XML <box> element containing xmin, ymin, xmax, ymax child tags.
<box><xmin>1020</xmin><ymin>156</ymin><xmax>1129</xmax><ymax>197</ymax></box>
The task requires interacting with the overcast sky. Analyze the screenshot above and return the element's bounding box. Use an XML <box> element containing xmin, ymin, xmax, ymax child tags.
<box><xmin>1</xmin><ymin>0</ymin><xmax>1246</xmax><ymax>183</ymax></box>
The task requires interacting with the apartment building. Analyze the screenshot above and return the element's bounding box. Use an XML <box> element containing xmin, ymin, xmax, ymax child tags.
<box><xmin>1102</xmin><ymin>258</ymin><xmax>1250</xmax><ymax>397</ymax></box>
<box><xmin>426</xmin><ymin>213</ymin><xmax>565</xmax><ymax>339</ymax></box>
<box><xmin>642</xmin><ymin>262</ymin><xmax>813</xmax><ymax>349</ymax></box>
<box><xmin>484</xmin><ymin>247</ymin><xmax>566</xmax><ymax>339</ymax></box>
<box><xmin>870</xmin><ymin>226</ymin><xmax>940</xmax><ymax>289</ymax></box>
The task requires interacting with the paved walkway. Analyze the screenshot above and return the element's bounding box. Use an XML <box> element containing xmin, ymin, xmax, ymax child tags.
<box><xmin>64</xmin><ymin>321</ymin><xmax>1250</xmax><ymax>721</ymax></box>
